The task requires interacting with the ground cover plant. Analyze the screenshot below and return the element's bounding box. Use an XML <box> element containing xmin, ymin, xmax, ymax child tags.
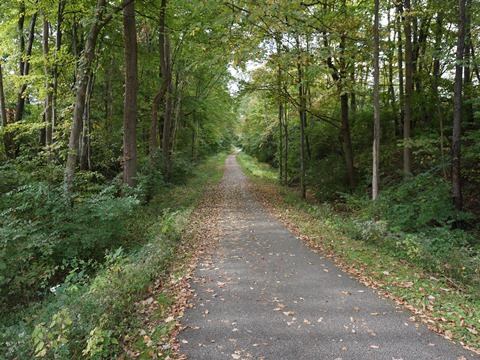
<box><xmin>0</xmin><ymin>153</ymin><xmax>227</xmax><ymax>359</ymax></box>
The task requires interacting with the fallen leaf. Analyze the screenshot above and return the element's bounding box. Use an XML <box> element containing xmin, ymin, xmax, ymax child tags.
<box><xmin>467</xmin><ymin>328</ymin><xmax>478</xmax><ymax>335</ymax></box>
<box><xmin>165</xmin><ymin>316</ymin><xmax>175</xmax><ymax>323</ymax></box>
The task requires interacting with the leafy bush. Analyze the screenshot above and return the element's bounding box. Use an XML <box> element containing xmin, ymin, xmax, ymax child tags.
<box><xmin>0</xmin><ymin>181</ymin><xmax>139</xmax><ymax>310</ymax></box>
<box><xmin>0</xmin><ymin>208</ymin><xmax>190</xmax><ymax>359</ymax></box>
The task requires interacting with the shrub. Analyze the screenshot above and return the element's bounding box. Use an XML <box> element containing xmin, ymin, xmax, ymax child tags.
<box><xmin>0</xmin><ymin>181</ymin><xmax>139</xmax><ymax>310</ymax></box>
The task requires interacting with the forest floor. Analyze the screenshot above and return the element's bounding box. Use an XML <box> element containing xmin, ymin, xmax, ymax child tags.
<box><xmin>163</xmin><ymin>153</ymin><xmax>476</xmax><ymax>360</ymax></box>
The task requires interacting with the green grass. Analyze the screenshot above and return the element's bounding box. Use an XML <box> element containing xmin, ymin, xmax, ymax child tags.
<box><xmin>237</xmin><ymin>151</ymin><xmax>278</xmax><ymax>182</ymax></box>
<box><xmin>0</xmin><ymin>152</ymin><xmax>228</xmax><ymax>359</ymax></box>
<box><xmin>237</xmin><ymin>152</ymin><xmax>480</xmax><ymax>353</ymax></box>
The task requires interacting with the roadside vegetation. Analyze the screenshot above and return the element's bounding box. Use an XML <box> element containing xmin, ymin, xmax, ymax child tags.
<box><xmin>237</xmin><ymin>152</ymin><xmax>480</xmax><ymax>354</ymax></box>
<box><xmin>0</xmin><ymin>153</ymin><xmax>227</xmax><ymax>359</ymax></box>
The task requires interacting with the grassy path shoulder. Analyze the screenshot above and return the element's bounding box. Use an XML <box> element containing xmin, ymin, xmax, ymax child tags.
<box><xmin>236</xmin><ymin>152</ymin><xmax>480</xmax><ymax>355</ymax></box>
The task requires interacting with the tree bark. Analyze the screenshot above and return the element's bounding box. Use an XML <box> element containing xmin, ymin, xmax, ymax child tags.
<box><xmin>15</xmin><ymin>11</ymin><xmax>37</xmax><ymax>125</ymax></box>
<box><xmin>122</xmin><ymin>0</ymin><xmax>138</xmax><ymax>187</ymax></box>
<box><xmin>452</xmin><ymin>0</ymin><xmax>465</xmax><ymax>211</ymax></box>
<box><xmin>0</xmin><ymin>63</ymin><xmax>8</xmax><ymax>158</ymax></box>
<box><xmin>396</xmin><ymin>1</ymin><xmax>405</xmax><ymax>135</ymax></box>
<box><xmin>149</xmin><ymin>80</ymin><xmax>167</xmax><ymax>160</ymax></box>
<box><xmin>403</xmin><ymin>0</ymin><xmax>413</xmax><ymax>175</ymax></box>
<box><xmin>52</xmin><ymin>0</ymin><xmax>66</xmax><ymax>141</ymax></box>
<box><xmin>80</xmin><ymin>72</ymin><xmax>94</xmax><ymax>171</ymax></box>
<box><xmin>159</xmin><ymin>0</ymin><xmax>173</xmax><ymax>173</ymax></box>
<box><xmin>65</xmin><ymin>0</ymin><xmax>127</xmax><ymax>195</ymax></box>
<box><xmin>372</xmin><ymin>0</ymin><xmax>380</xmax><ymax>203</ymax></box>
<box><xmin>296</xmin><ymin>37</ymin><xmax>306</xmax><ymax>199</ymax></box>
<box><xmin>43</xmin><ymin>17</ymin><xmax>54</xmax><ymax>147</ymax></box>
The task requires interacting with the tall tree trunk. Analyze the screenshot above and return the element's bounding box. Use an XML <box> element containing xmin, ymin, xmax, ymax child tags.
<box><xmin>452</xmin><ymin>0</ymin><xmax>466</xmax><ymax>211</ymax></box>
<box><xmin>372</xmin><ymin>0</ymin><xmax>381</xmax><ymax>203</ymax></box>
<box><xmin>296</xmin><ymin>37</ymin><xmax>306</xmax><ymax>200</ymax></box>
<box><xmin>159</xmin><ymin>0</ymin><xmax>173</xmax><ymax>173</ymax></box>
<box><xmin>284</xmin><ymin>101</ymin><xmax>289</xmax><ymax>186</ymax></box>
<box><xmin>339</xmin><ymin>35</ymin><xmax>356</xmax><ymax>190</ymax></box>
<box><xmin>43</xmin><ymin>17</ymin><xmax>54</xmax><ymax>147</ymax></box>
<box><xmin>80</xmin><ymin>72</ymin><xmax>94</xmax><ymax>170</ymax></box>
<box><xmin>432</xmin><ymin>13</ymin><xmax>448</xmax><ymax>179</ymax></box>
<box><xmin>396</xmin><ymin>1</ymin><xmax>405</xmax><ymax>135</ymax></box>
<box><xmin>65</xmin><ymin>0</ymin><xmax>125</xmax><ymax>195</ymax></box>
<box><xmin>277</xmin><ymin>68</ymin><xmax>284</xmax><ymax>184</ymax></box>
<box><xmin>171</xmin><ymin>78</ymin><xmax>185</xmax><ymax>152</ymax></box>
<box><xmin>403</xmin><ymin>0</ymin><xmax>413</xmax><ymax>175</ymax></box>
<box><xmin>149</xmin><ymin>81</ymin><xmax>167</xmax><ymax>160</ymax></box>
<box><xmin>123</xmin><ymin>0</ymin><xmax>138</xmax><ymax>187</ymax></box>
<box><xmin>0</xmin><ymin>63</ymin><xmax>8</xmax><ymax>158</ymax></box>
<box><xmin>463</xmin><ymin>0</ymin><xmax>474</xmax><ymax>126</ymax></box>
<box><xmin>15</xmin><ymin>11</ymin><xmax>37</xmax><ymax>125</ymax></box>
<box><xmin>0</xmin><ymin>63</ymin><xmax>11</xmax><ymax>158</ymax></box>
<box><xmin>52</xmin><ymin>0</ymin><xmax>65</xmax><ymax>141</ymax></box>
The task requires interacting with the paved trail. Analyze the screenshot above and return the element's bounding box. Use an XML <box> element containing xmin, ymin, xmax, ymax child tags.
<box><xmin>178</xmin><ymin>154</ymin><xmax>476</xmax><ymax>360</ymax></box>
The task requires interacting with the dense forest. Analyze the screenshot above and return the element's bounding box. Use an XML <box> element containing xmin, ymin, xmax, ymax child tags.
<box><xmin>0</xmin><ymin>0</ymin><xmax>479</xmax><ymax>358</ymax></box>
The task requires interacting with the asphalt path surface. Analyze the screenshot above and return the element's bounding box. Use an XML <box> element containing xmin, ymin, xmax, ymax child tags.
<box><xmin>178</xmin><ymin>154</ymin><xmax>476</xmax><ymax>359</ymax></box>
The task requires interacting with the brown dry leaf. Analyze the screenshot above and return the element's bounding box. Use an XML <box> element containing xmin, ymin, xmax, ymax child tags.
<box><xmin>467</xmin><ymin>328</ymin><xmax>478</xmax><ymax>335</ymax></box>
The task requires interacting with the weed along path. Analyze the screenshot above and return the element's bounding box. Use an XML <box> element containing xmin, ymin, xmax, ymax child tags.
<box><xmin>177</xmin><ymin>153</ymin><xmax>475</xmax><ymax>360</ymax></box>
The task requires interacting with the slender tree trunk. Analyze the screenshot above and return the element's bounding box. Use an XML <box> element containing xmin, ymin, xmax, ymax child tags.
<box><xmin>452</xmin><ymin>0</ymin><xmax>466</xmax><ymax>211</ymax></box>
<box><xmin>15</xmin><ymin>11</ymin><xmax>37</xmax><ymax>125</ymax></box>
<box><xmin>171</xmin><ymin>78</ymin><xmax>185</xmax><ymax>152</ymax></box>
<box><xmin>296</xmin><ymin>37</ymin><xmax>306</xmax><ymax>200</ymax></box>
<box><xmin>372</xmin><ymin>0</ymin><xmax>381</xmax><ymax>203</ymax></box>
<box><xmin>52</xmin><ymin>0</ymin><xmax>65</xmax><ymax>135</ymax></box>
<box><xmin>159</xmin><ymin>0</ymin><xmax>173</xmax><ymax>173</ymax></box>
<box><xmin>149</xmin><ymin>80</ymin><xmax>167</xmax><ymax>160</ymax></box>
<box><xmin>0</xmin><ymin>63</ymin><xmax>8</xmax><ymax>158</ymax></box>
<box><xmin>463</xmin><ymin>0</ymin><xmax>474</xmax><ymax>126</ymax></box>
<box><xmin>123</xmin><ymin>0</ymin><xmax>138</xmax><ymax>187</ymax></box>
<box><xmin>43</xmin><ymin>17</ymin><xmax>54</xmax><ymax>147</ymax></box>
<box><xmin>396</xmin><ymin>1</ymin><xmax>405</xmax><ymax>134</ymax></box>
<box><xmin>403</xmin><ymin>0</ymin><xmax>413</xmax><ymax>175</ymax></box>
<box><xmin>340</xmin><ymin>35</ymin><xmax>356</xmax><ymax>190</ymax></box>
<box><xmin>432</xmin><ymin>13</ymin><xmax>448</xmax><ymax>179</ymax></box>
<box><xmin>80</xmin><ymin>72</ymin><xmax>94</xmax><ymax>170</ymax></box>
<box><xmin>284</xmin><ymin>100</ymin><xmax>289</xmax><ymax>186</ymax></box>
<box><xmin>65</xmin><ymin>0</ymin><xmax>125</xmax><ymax>194</ymax></box>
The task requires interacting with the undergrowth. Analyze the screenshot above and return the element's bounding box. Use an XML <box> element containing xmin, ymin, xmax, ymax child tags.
<box><xmin>237</xmin><ymin>152</ymin><xmax>480</xmax><ymax>352</ymax></box>
<box><xmin>0</xmin><ymin>152</ymin><xmax>227</xmax><ymax>359</ymax></box>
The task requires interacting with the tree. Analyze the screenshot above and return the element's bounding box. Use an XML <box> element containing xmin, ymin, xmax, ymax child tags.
<box><xmin>372</xmin><ymin>0</ymin><xmax>380</xmax><ymax>202</ymax></box>
<box><xmin>123</xmin><ymin>0</ymin><xmax>138</xmax><ymax>187</ymax></box>
<box><xmin>159</xmin><ymin>0</ymin><xmax>173</xmax><ymax>174</ymax></box>
<box><xmin>64</xmin><ymin>0</ymin><xmax>127</xmax><ymax>195</ymax></box>
<box><xmin>403</xmin><ymin>0</ymin><xmax>413</xmax><ymax>175</ymax></box>
<box><xmin>452</xmin><ymin>0</ymin><xmax>466</xmax><ymax>211</ymax></box>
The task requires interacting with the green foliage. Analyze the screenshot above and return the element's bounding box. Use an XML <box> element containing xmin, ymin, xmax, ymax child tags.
<box><xmin>0</xmin><ymin>181</ymin><xmax>139</xmax><ymax>310</ymax></box>
<box><xmin>237</xmin><ymin>151</ymin><xmax>277</xmax><ymax>181</ymax></box>
<box><xmin>0</xmin><ymin>153</ymin><xmax>226</xmax><ymax>359</ymax></box>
